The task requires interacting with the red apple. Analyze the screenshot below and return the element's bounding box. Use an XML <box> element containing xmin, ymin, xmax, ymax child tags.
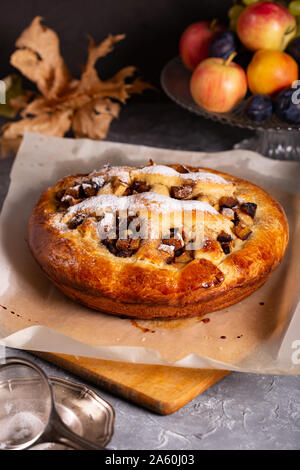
<box><xmin>237</xmin><ymin>1</ymin><xmax>296</xmax><ymax>51</ymax></box>
<box><xmin>179</xmin><ymin>20</ymin><xmax>224</xmax><ymax>70</ymax></box>
<box><xmin>190</xmin><ymin>53</ymin><xmax>248</xmax><ymax>113</ymax></box>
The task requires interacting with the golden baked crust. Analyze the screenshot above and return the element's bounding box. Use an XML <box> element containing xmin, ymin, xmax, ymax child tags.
<box><xmin>28</xmin><ymin>162</ymin><xmax>289</xmax><ymax>319</ymax></box>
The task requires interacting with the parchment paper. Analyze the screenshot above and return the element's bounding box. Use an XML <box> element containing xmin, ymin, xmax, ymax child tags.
<box><xmin>0</xmin><ymin>132</ymin><xmax>299</xmax><ymax>374</ymax></box>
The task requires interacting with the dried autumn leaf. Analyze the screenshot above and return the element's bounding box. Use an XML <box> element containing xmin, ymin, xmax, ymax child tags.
<box><xmin>20</xmin><ymin>96</ymin><xmax>50</xmax><ymax>117</ymax></box>
<box><xmin>72</xmin><ymin>98</ymin><xmax>120</xmax><ymax>139</ymax></box>
<box><xmin>78</xmin><ymin>34</ymin><xmax>125</xmax><ymax>94</ymax></box>
<box><xmin>129</xmin><ymin>77</ymin><xmax>154</xmax><ymax>95</ymax></box>
<box><xmin>2</xmin><ymin>109</ymin><xmax>72</xmax><ymax>139</ymax></box>
<box><xmin>92</xmin><ymin>66</ymin><xmax>137</xmax><ymax>103</ymax></box>
<box><xmin>11</xmin><ymin>49</ymin><xmax>49</xmax><ymax>94</ymax></box>
<box><xmin>10</xmin><ymin>91</ymin><xmax>32</xmax><ymax>113</ymax></box>
<box><xmin>1</xmin><ymin>16</ymin><xmax>153</xmax><ymax>156</ymax></box>
<box><xmin>78</xmin><ymin>66</ymin><xmax>152</xmax><ymax>104</ymax></box>
<box><xmin>92</xmin><ymin>83</ymin><xmax>131</xmax><ymax>104</ymax></box>
<box><xmin>11</xmin><ymin>16</ymin><xmax>70</xmax><ymax>99</ymax></box>
<box><xmin>20</xmin><ymin>83</ymin><xmax>85</xmax><ymax>117</ymax></box>
<box><xmin>111</xmin><ymin>66</ymin><xmax>137</xmax><ymax>83</ymax></box>
<box><xmin>56</xmin><ymin>93</ymin><xmax>92</xmax><ymax>113</ymax></box>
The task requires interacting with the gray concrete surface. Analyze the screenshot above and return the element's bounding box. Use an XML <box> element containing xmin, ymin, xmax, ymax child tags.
<box><xmin>0</xmin><ymin>100</ymin><xmax>299</xmax><ymax>450</ymax></box>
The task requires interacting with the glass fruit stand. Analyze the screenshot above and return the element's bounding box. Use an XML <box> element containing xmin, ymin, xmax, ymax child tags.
<box><xmin>161</xmin><ymin>56</ymin><xmax>300</xmax><ymax>161</ymax></box>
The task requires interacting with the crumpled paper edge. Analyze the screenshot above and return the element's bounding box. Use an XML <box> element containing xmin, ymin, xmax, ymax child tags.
<box><xmin>0</xmin><ymin>324</ymin><xmax>298</xmax><ymax>375</ymax></box>
<box><xmin>0</xmin><ymin>132</ymin><xmax>300</xmax><ymax>375</ymax></box>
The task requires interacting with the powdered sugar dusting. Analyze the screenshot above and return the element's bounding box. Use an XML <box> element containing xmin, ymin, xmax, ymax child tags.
<box><xmin>158</xmin><ymin>244</ymin><xmax>175</xmax><ymax>254</ymax></box>
<box><xmin>0</xmin><ymin>411</ymin><xmax>44</xmax><ymax>446</ymax></box>
<box><xmin>108</xmin><ymin>167</ymin><xmax>130</xmax><ymax>184</ymax></box>
<box><xmin>222</xmin><ymin>208</ymin><xmax>234</xmax><ymax>218</ymax></box>
<box><xmin>87</xmin><ymin>164</ymin><xmax>228</xmax><ymax>186</ymax></box>
<box><xmin>132</xmin><ymin>165</ymin><xmax>179</xmax><ymax>177</ymax></box>
<box><xmin>66</xmin><ymin>192</ymin><xmax>218</xmax><ymax>216</ymax></box>
<box><xmin>90</xmin><ymin>166</ymin><xmax>130</xmax><ymax>184</ymax></box>
<box><xmin>4</xmin><ymin>403</ymin><xmax>13</xmax><ymax>415</ymax></box>
<box><xmin>91</xmin><ymin>175</ymin><xmax>105</xmax><ymax>187</ymax></box>
<box><xmin>133</xmin><ymin>165</ymin><xmax>228</xmax><ymax>184</ymax></box>
<box><xmin>181</xmin><ymin>171</ymin><xmax>227</xmax><ymax>184</ymax></box>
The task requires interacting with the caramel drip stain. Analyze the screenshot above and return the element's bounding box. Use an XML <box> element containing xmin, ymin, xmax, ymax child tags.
<box><xmin>196</xmin><ymin>315</ymin><xmax>210</xmax><ymax>324</ymax></box>
<box><xmin>141</xmin><ymin>317</ymin><xmax>208</xmax><ymax>331</ymax></box>
<box><xmin>148</xmin><ymin>318</ymin><xmax>193</xmax><ymax>330</ymax></box>
<box><xmin>11</xmin><ymin>311</ymin><xmax>21</xmax><ymax>317</ymax></box>
<box><xmin>130</xmin><ymin>320</ymin><xmax>155</xmax><ymax>334</ymax></box>
<box><xmin>3</xmin><ymin>307</ymin><xmax>35</xmax><ymax>323</ymax></box>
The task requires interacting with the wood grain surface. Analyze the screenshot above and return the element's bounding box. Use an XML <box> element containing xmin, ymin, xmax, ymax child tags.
<box><xmin>35</xmin><ymin>352</ymin><xmax>229</xmax><ymax>414</ymax></box>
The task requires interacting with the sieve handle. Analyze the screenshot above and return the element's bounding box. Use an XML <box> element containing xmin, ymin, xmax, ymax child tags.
<box><xmin>42</xmin><ymin>408</ymin><xmax>107</xmax><ymax>451</ymax></box>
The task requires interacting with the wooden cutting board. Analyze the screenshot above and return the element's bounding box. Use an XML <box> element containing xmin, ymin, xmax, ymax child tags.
<box><xmin>35</xmin><ymin>352</ymin><xmax>229</xmax><ymax>415</ymax></box>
